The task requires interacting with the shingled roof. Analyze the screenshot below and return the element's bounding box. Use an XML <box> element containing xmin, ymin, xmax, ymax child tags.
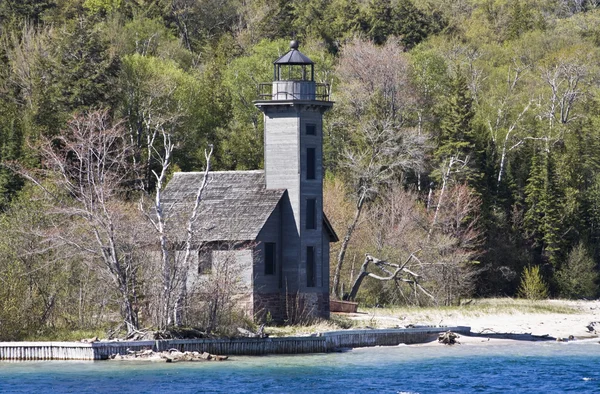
<box><xmin>162</xmin><ymin>170</ymin><xmax>285</xmax><ymax>242</ymax></box>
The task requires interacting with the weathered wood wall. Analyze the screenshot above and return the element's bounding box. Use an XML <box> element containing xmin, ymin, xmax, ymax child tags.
<box><xmin>0</xmin><ymin>326</ymin><xmax>471</xmax><ymax>360</ymax></box>
<box><xmin>0</xmin><ymin>342</ymin><xmax>95</xmax><ymax>360</ymax></box>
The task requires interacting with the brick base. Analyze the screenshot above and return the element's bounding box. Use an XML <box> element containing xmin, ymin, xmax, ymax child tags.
<box><xmin>253</xmin><ymin>292</ymin><xmax>329</xmax><ymax>323</ymax></box>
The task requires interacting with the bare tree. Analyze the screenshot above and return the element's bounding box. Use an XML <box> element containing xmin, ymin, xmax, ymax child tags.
<box><xmin>343</xmin><ymin>181</ymin><xmax>482</xmax><ymax>306</ymax></box>
<box><xmin>330</xmin><ymin>38</ymin><xmax>428</xmax><ymax>298</ymax></box>
<box><xmin>15</xmin><ymin>110</ymin><xmax>142</xmax><ymax>334</ymax></box>
<box><xmin>172</xmin><ymin>145</ymin><xmax>213</xmax><ymax>326</ymax></box>
<box><xmin>187</xmin><ymin>244</ymin><xmax>251</xmax><ymax>335</ymax></box>
<box><xmin>140</xmin><ymin>122</ymin><xmax>213</xmax><ymax>328</ymax></box>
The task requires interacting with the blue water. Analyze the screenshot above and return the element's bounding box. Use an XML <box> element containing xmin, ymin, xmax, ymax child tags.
<box><xmin>1</xmin><ymin>340</ymin><xmax>600</xmax><ymax>393</ymax></box>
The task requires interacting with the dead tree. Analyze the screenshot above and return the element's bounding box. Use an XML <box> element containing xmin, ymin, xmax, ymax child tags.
<box><xmin>173</xmin><ymin>145</ymin><xmax>213</xmax><ymax>326</ymax></box>
<box><xmin>141</xmin><ymin>126</ymin><xmax>213</xmax><ymax>328</ymax></box>
<box><xmin>347</xmin><ymin>252</ymin><xmax>434</xmax><ymax>302</ymax></box>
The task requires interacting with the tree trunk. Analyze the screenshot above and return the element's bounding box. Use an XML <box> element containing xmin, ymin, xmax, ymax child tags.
<box><xmin>347</xmin><ymin>255</ymin><xmax>371</xmax><ymax>301</ymax></box>
<box><xmin>332</xmin><ymin>189</ymin><xmax>367</xmax><ymax>299</ymax></box>
<box><xmin>173</xmin><ymin>145</ymin><xmax>213</xmax><ymax>326</ymax></box>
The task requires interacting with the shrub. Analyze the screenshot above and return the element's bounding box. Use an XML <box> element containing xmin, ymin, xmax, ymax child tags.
<box><xmin>555</xmin><ymin>242</ymin><xmax>598</xmax><ymax>299</ymax></box>
<box><xmin>518</xmin><ymin>265</ymin><xmax>548</xmax><ymax>300</ymax></box>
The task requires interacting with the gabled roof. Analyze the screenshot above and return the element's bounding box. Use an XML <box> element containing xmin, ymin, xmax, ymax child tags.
<box><xmin>274</xmin><ymin>49</ymin><xmax>314</xmax><ymax>65</ymax></box>
<box><xmin>162</xmin><ymin>170</ymin><xmax>285</xmax><ymax>242</ymax></box>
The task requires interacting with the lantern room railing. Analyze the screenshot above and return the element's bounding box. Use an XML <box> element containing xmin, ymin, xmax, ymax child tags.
<box><xmin>257</xmin><ymin>82</ymin><xmax>331</xmax><ymax>101</ymax></box>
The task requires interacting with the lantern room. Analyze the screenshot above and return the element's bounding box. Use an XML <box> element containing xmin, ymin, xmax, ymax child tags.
<box><xmin>274</xmin><ymin>40</ymin><xmax>314</xmax><ymax>82</ymax></box>
<box><xmin>258</xmin><ymin>41</ymin><xmax>330</xmax><ymax>101</ymax></box>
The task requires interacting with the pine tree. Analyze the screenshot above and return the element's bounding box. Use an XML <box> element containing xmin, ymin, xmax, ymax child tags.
<box><xmin>542</xmin><ymin>153</ymin><xmax>566</xmax><ymax>267</ymax></box>
<box><xmin>393</xmin><ymin>0</ymin><xmax>445</xmax><ymax>50</ymax></box>
<box><xmin>365</xmin><ymin>0</ymin><xmax>394</xmax><ymax>45</ymax></box>
<box><xmin>524</xmin><ymin>149</ymin><xmax>568</xmax><ymax>268</ymax></box>
<box><xmin>434</xmin><ymin>70</ymin><xmax>481</xmax><ymax>185</ymax></box>
<box><xmin>524</xmin><ymin>150</ymin><xmax>548</xmax><ymax>250</ymax></box>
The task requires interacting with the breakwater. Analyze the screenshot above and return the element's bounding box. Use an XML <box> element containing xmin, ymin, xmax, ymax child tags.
<box><xmin>0</xmin><ymin>326</ymin><xmax>470</xmax><ymax>360</ymax></box>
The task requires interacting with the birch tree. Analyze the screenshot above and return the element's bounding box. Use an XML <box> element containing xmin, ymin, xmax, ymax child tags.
<box><xmin>16</xmin><ymin>110</ymin><xmax>143</xmax><ymax>334</ymax></box>
<box><xmin>142</xmin><ymin>132</ymin><xmax>213</xmax><ymax>328</ymax></box>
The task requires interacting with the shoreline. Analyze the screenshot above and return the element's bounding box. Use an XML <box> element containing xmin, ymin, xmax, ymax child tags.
<box><xmin>341</xmin><ymin>299</ymin><xmax>600</xmax><ymax>341</ymax></box>
<box><xmin>0</xmin><ymin>326</ymin><xmax>471</xmax><ymax>360</ymax></box>
<box><xmin>2</xmin><ymin>299</ymin><xmax>599</xmax><ymax>360</ymax></box>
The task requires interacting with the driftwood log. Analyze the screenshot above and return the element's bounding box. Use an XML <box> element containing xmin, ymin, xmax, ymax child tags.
<box><xmin>438</xmin><ymin>331</ymin><xmax>460</xmax><ymax>345</ymax></box>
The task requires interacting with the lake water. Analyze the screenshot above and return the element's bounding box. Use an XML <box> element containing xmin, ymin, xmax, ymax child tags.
<box><xmin>1</xmin><ymin>340</ymin><xmax>599</xmax><ymax>393</ymax></box>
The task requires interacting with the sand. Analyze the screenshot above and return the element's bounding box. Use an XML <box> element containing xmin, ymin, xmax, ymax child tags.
<box><xmin>340</xmin><ymin>299</ymin><xmax>600</xmax><ymax>341</ymax></box>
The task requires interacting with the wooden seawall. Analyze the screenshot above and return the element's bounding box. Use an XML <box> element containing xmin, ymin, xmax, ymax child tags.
<box><xmin>0</xmin><ymin>326</ymin><xmax>470</xmax><ymax>361</ymax></box>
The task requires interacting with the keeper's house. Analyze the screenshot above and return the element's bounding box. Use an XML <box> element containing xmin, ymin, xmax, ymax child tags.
<box><xmin>161</xmin><ymin>41</ymin><xmax>337</xmax><ymax>321</ymax></box>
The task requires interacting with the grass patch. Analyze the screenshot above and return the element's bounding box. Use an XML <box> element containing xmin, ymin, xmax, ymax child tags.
<box><xmin>359</xmin><ymin>298</ymin><xmax>579</xmax><ymax>320</ymax></box>
<box><xmin>265</xmin><ymin>315</ymin><xmax>360</xmax><ymax>337</ymax></box>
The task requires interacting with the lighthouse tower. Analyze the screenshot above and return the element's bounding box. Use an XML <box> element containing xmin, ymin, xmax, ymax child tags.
<box><xmin>255</xmin><ymin>41</ymin><xmax>334</xmax><ymax>317</ymax></box>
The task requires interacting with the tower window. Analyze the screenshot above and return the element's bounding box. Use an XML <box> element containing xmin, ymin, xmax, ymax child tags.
<box><xmin>306</xmin><ymin>199</ymin><xmax>316</xmax><ymax>229</ymax></box>
<box><xmin>265</xmin><ymin>242</ymin><xmax>276</xmax><ymax>275</ymax></box>
<box><xmin>307</xmin><ymin>147</ymin><xmax>316</xmax><ymax>180</ymax></box>
<box><xmin>307</xmin><ymin>246</ymin><xmax>316</xmax><ymax>287</ymax></box>
<box><xmin>306</xmin><ymin>124</ymin><xmax>316</xmax><ymax>135</ymax></box>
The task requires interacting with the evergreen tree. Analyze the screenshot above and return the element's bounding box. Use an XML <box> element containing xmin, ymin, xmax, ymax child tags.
<box><xmin>555</xmin><ymin>241</ymin><xmax>598</xmax><ymax>299</ymax></box>
<box><xmin>542</xmin><ymin>152</ymin><xmax>566</xmax><ymax>267</ymax></box>
<box><xmin>0</xmin><ymin>99</ymin><xmax>24</xmax><ymax>208</ymax></box>
<box><xmin>365</xmin><ymin>0</ymin><xmax>394</xmax><ymax>45</ymax></box>
<box><xmin>506</xmin><ymin>0</ymin><xmax>535</xmax><ymax>40</ymax></box>
<box><xmin>393</xmin><ymin>0</ymin><xmax>445</xmax><ymax>50</ymax></box>
<box><xmin>434</xmin><ymin>69</ymin><xmax>481</xmax><ymax>186</ymax></box>
<box><xmin>524</xmin><ymin>149</ymin><xmax>548</xmax><ymax>252</ymax></box>
<box><xmin>524</xmin><ymin>149</ymin><xmax>568</xmax><ymax>269</ymax></box>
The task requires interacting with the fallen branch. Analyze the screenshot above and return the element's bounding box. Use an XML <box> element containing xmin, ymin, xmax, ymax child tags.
<box><xmin>346</xmin><ymin>251</ymin><xmax>434</xmax><ymax>302</ymax></box>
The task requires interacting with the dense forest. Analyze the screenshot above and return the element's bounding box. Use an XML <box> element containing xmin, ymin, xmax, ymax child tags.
<box><xmin>2</xmin><ymin>0</ymin><xmax>600</xmax><ymax>339</ymax></box>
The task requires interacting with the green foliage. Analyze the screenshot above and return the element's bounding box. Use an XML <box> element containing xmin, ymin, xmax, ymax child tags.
<box><xmin>0</xmin><ymin>184</ymin><xmax>112</xmax><ymax>340</ymax></box>
<box><xmin>432</xmin><ymin>68</ymin><xmax>484</xmax><ymax>189</ymax></box>
<box><xmin>0</xmin><ymin>99</ymin><xmax>24</xmax><ymax>208</ymax></box>
<box><xmin>0</xmin><ymin>0</ymin><xmax>56</xmax><ymax>28</ymax></box>
<box><xmin>555</xmin><ymin>242</ymin><xmax>598</xmax><ymax>299</ymax></box>
<box><xmin>365</xmin><ymin>0</ymin><xmax>395</xmax><ymax>45</ymax></box>
<box><xmin>218</xmin><ymin>39</ymin><xmax>284</xmax><ymax>169</ymax></box>
<box><xmin>435</xmin><ymin>70</ymin><xmax>475</xmax><ymax>161</ymax></box>
<box><xmin>524</xmin><ymin>151</ymin><xmax>549</xmax><ymax>249</ymax></box>
<box><xmin>518</xmin><ymin>265</ymin><xmax>549</xmax><ymax>300</ymax></box>
<box><xmin>83</xmin><ymin>0</ymin><xmax>122</xmax><ymax>15</ymax></box>
<box><xmin>365</xmin><ymin>0</ymin><xmax>445</xmax><ymax>48</ymax></box>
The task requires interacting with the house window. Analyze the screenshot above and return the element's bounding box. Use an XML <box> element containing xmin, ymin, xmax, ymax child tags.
<box><xmin>307</xmin><ymin>246</ymin><xmax>316</xmax><ymax>287</ymax></box>
<box><xmin>198</xmin><ymin>250</ymin><xmax>212</xmax><ymax>274</ymax></box>
<box><xmin>307</xmin><ymin>147</ymin><xmax>316</xmax><ymax>180</ymax></box>
<box><xmin>306</xmin><ymin>124</ymin><xmax>316</xmax><ymax>135</ymax></box>
<box><xmin>306</xmin><ymin>199</ymin><xmax>316</xmax><ymax>229</ymax></box>
<box><xmin>265</xmin><ymin>242</ymin><xmax>276</xmax><ymax>275</ymax></box>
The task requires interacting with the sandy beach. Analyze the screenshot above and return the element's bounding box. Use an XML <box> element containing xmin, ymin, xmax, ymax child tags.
<box><xmin>339</xmin><ymin>299</ymin><xmax>600</xmax><ymax>341</ymax></box>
